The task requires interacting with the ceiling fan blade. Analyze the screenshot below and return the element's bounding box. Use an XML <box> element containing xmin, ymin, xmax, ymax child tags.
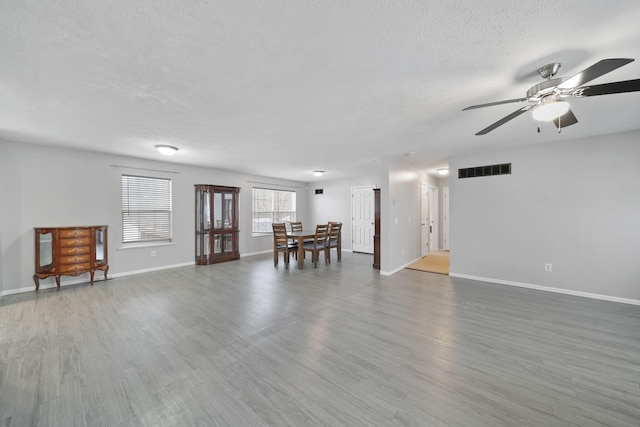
<box><xmin>475</xmin><ymin>105</ymin><xmax>533</xmax><ymax>135</ymax></box>
<box><xmin>553</xmin><ymin>109</ymin><xmax>578</xmax><ymax>129</ymax></box>
<box><xmin>558</xmin><ymin>58</ymin><xmax>634</xmax><ymax>89</ymax></box>
<box><xmin>577</xmin><ymin>78</ymin><xmax>640</xmax><ymax>97</ymax></box>
<box><xmin>463</xmin><ymin>98</ymin><xmax>527</xmax><ymax>111</ymax></box>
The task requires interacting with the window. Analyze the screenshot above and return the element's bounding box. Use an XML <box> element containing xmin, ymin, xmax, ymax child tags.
<box><xmin>121</xmin><ymin>175</ymin><xmax>172</xmax><ymax>243</ymax></box>
<box><xmin>252</xmin><ymin>188</ymin><xmax>296</xmax><ymax>233</ymax></box>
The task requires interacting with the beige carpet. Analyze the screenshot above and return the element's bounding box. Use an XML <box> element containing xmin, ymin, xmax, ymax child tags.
<box><xmin>406</xmin><ymin>250</ymin><xmax>450</xmax><ymax>275</ymax></box>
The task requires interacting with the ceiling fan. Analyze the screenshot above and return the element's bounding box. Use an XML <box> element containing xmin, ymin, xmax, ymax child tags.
<box><xmin>463</xmin><ymin>58</ymin><xmax>640</xmax><ymax>135</ymax></box>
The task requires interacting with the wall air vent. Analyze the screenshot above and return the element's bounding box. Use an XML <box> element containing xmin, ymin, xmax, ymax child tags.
<box><xmin>458</xmin><ymin>163</ymin><xmax>511</xmax><ymax>179</ymax></box>
<box><xmin>315</xmin><ymin>189</ymin><xmax>324</xmax><ymax>194</ymax></box>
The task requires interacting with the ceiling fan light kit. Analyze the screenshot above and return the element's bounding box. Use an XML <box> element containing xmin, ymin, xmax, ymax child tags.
<box><xmin>532</xmin><ymin>96</ymin><xmax>570</xmax><ymax>121</ymax></box>
<box><xmin>463</xmin><ymin>58</ymin><xmax>640</xmax><ymax>135</ymax></box>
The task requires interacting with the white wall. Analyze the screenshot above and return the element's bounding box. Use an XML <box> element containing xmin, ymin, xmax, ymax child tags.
<box><xmin>449</xmin><ymin>130</ymin><xmax>640</xmax><ymax>302</ymax></box>
<box><xmin>0</xmin><ymin>140</ymin><xmax>308</xmax><ymax>294</ymax></box>
<box><xmin>380</xmin><ymin>157</ymin><xmax>425</xmax><ymax>274</ymax></box>
<box><xmin>306</xmin><ymin>175</ymin><xmax>379</xmax><ymax>251</ymax></box>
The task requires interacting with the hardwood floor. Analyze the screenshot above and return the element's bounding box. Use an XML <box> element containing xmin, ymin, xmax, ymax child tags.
<box><xmin>1</xmin><ymin>252</ymin><xmax>639</xmax><ymax>426</ymax></box>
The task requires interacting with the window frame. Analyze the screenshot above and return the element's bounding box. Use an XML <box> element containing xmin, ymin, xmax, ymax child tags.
<box><xmin>251</xmin><ymin>187</ymin><xmax>297</xmax><ymax>234</ymax></box>
<box><xmin>121</xmin><ymin>174</ymin><xmax>173</xmax><ymax>245</ymax></box>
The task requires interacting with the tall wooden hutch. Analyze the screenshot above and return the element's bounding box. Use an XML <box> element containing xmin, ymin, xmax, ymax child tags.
<box><xmin>195</xmin><ymin>185</ymin><xmax>240</xmax><ymax>265</ymax></box>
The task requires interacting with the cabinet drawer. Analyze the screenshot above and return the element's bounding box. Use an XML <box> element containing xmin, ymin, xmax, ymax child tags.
<box><xmin>59</xmin><ymin>245</ymin><xmax>90</xmax><ymax>256</ymax></box>
<box><xmin>58</xmin><ymin>262</ymin><xmax>91</xmax><ymax>274</ymax></box>
<box><xmin>60</xmin><ymin>254</ymin><xmax>91</xmax><ymax>265</ymax></box>
<box><xmin>59</xmin><ymin>228</ymin><xmax>91</xmax><ymax>238</ymax></box>
<box><xmin>59</xmin><ymin>237</ymin><xmax>91</xmax><ymax>247</ymax></box>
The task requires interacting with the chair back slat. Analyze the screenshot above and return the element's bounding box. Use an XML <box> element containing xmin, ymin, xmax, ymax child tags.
<box><xmin>290</xmin><ymin>221</ymin><xmax>303</xmax><ymax>232</ymax></box>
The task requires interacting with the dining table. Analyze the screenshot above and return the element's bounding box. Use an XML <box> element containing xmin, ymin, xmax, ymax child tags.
<box><xmin>287</xmin><ymin>230</ymin><xmax>317</xmax><ymax>269</ymax></box>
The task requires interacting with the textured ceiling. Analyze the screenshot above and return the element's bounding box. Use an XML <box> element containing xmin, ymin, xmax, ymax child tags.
<box><xmin>1</xmin><ymin>1</ymin><xmax>639</xmax><ymax>181</ymax></box>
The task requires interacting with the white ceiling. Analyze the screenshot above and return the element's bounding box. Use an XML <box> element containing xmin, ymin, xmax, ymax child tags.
<box><xmin>2</xmin><ymin>1</ymin><xmax>639</xmax><ymax>181</ymax></box>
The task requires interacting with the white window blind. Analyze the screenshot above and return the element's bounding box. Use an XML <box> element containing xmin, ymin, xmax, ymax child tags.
<box><xmin>121</xmin><ymin>175</ymin><xmax>172</xmax><ymax>243</ymax></box>
<box><xmin>252</xmin><ymin>188</ymin><xmax>296</xmax><ymax>233</ymax></box>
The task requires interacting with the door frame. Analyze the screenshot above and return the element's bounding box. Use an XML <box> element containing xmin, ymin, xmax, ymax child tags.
<box><xmin>420</xmin><ymin>183</ymin><xmax>429</xmax><ymax>257</ymax></box>
<box><xmin>429</xmin><ymin>184</ymin><xmax>439</xmax><ymax>251</ymax></box>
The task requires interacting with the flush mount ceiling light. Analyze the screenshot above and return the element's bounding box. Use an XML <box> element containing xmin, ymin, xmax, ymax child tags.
<box><xmin>437</xmin><ymin>168</ymin><xmax>449</xmax><ymax>176</ymax></box>
<box><xmin>155</xmin><ymin>145</ymin><xmax>179</xmax><ymax>155</ymax></box>
<box><xmin>312</xmin><ymin>170</ymin><xmax>325</xmax><ymax>177</ymax></box>
<box><xmin>531</xmin><ymin>95</ymin><xmax>570</xmax><ymax>122</ymax></box>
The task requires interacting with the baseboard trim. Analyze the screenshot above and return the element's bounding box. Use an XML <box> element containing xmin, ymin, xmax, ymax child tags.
<box><xmin>381</xmin><ymin>256</ymin><xmax>422</xmax><ymax>276</ymax></box>
<box><xmin>109</xmin><ymin>261</ymin><xmax>195</xmax><ymax>279</ymax></box>
<box><xmin>2</xmin><ymin>276</ymin><xmax>112</xmax><ymax>296</ymax></box>
<box><xmin>1</xmin><ymin>261</ymin><xmax>196</xmax><ymax>297</ymax></box>
<box><xmin>241</xmin><ymin>249</ymin><xmax>272</xmax><ymax>257</ymax></box>
<box><xmin>449</xmin><ymin>272</ymin><xmax>640</xmax><ymax>306</ymax></box>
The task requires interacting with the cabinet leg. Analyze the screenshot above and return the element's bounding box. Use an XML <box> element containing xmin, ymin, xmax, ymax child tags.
<box><xmin>104</xmin><ymin>266</ymin><xmax>109</xmax><ymax>281</ymax></box>
<box><xmin>90</xmin><ymin>271</ymin><xmax>95</xmax><ymax>285</ymax></box>
<box><xmin>33</xmin><ymin>275</ymin><xmax>40</xmax><ymax>291</ymax></box>
<box><xmin>55</xmin><ymin>276</ymin><xmax>61</xmax><ymax>290</ymax></box>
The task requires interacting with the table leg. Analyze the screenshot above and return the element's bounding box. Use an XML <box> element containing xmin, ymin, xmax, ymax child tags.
<box><xmin>274</xmin><ymin>240</ymin><xmax>278</xmax><ymax>266</ymax></box>
<box><xmin>298</xmin><ymin>235</ymin><xmax>304</xmax><ymax>269</ymax></box>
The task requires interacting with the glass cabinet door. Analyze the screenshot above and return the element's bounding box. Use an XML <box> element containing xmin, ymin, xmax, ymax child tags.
<box><xmin>38</xmin><ymin>230</ymin><xmax>54</xmax><ymax>270</ymax></box>
<box><xmin>95</xmin><ymin>226</ymin><xmax>107</xmax><ymax>266</ymax></box>
<box><xmin>195</xmin><ymin>186</ymin><xmax>213</xmax><ymax>264</ymax></box>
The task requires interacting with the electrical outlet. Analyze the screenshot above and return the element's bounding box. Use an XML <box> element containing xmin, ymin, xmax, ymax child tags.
<box><xmin>545</xmin><ymin>263</ymin><xmax>552</xmax><ymax>272</ymax></box>
<box><xmin>151</xmin><ymin>250</ymin><xmax>156</xmax><ymax>257</ymax></box>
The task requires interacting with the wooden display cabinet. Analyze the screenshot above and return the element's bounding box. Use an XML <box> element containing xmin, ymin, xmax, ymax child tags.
<box><xmin>195</xmin><ymin>185</ymin><xmax>240</xmax><ymax>265</ymax></box>
<box><xmin>34</xmin><ymin>225</ymin><xmax>109</xmax><ymax>290</ymax></box>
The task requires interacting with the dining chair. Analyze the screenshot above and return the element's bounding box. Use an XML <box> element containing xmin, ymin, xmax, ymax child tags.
<box><xmin>272</xmin><ymin>223</ymin><xmax>297</xmax><ymax>269</ymax></box>
<box><xmin>302</xmin><ymin>224</ymin><xmax>329</xmax><ymax>267</ymax></box>
<box><xmin>327</xmin><ymin>222</ymin><xmax>342</xmax><ymax>263</ymax></box>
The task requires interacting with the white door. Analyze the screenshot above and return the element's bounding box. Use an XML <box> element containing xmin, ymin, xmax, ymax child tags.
<box><xmin>429</xmin><ymin>185</ymin><xmax>439</xmax><ymax>251</ymax></box>
<box><xmin>443</xmin><ymin>187</ymin><xmax>450</xmax><ymax>250</ymax></box>
<box><xmin>421</xmin><ymin>183</ymin><xmax>429</xmax><ymax>256</ymax></box>
<box><xmin>352</xmin><ymin>185</ymin><xmax>375</xmax><ymax>253</ymax></box>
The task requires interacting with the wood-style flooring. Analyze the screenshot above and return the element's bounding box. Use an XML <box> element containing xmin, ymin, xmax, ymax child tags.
<box><xmin>1</xmin><ymin>252</ymin><xmax>639</xmax><ymax>426</ymax></box>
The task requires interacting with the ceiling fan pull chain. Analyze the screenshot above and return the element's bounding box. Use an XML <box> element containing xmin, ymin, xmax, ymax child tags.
<box><xmin>558</xmin><ymin>115</ymin><xmax>561</xmax><ymax>133</ymax></box>
<box><xmin>537</xmin><ymin>123</ymin><xmax>541</xmax><ymax>133</ymax></box>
